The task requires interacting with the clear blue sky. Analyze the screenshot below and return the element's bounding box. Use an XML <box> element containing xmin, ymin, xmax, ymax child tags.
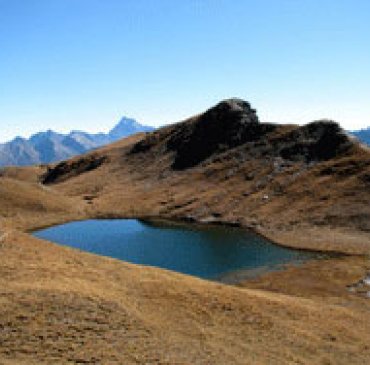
<box><xmin>1</xmin><ymin>0</ymin><xmax>369</xmax><ymax>142</ymax></box>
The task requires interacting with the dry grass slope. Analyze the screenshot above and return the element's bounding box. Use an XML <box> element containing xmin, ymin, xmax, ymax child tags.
<box><xmin>1</xmin><ymin>99</ymin><xmax>369</xmax><ymax>364</ymax></box>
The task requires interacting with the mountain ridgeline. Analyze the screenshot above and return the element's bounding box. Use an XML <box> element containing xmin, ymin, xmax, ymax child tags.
<box><xmin>352</xmin><ymin>128</ymin><xmax>370</xmax><ymax>146</ymax></box>
<box><xmin>0</xmin><ymin>118</ymin><xmax>154</xmax><ymax>167</ymax></box>
<box><xmin>131</xmin><ymin>98</ymin><xmax>354</xmax><ymax>169</ymax></box>
<box><xmin>42</xmin><ymin>98</ymin><xmax>360</xmax><ymax>186</ymax></box>
<box><xmin>39</xmin><ymin>98</ymin><xmax>370</xmax><ymax>255</ymax></box>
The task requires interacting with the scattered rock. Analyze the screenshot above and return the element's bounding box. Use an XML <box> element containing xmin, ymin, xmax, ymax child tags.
<box><xmin>364</xmin><ymin>274</ymin><xmax>370</xmax><ymax>286</ymax></box>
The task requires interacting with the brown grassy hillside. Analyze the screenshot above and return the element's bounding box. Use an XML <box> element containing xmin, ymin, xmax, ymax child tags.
<box><xmin>1</xmin><ymin>99</ymin><xmax>369</xmax><ymax>364</ymax></box>
<box><xmin>44</xmin><ymin>98</ymin><xmax>370</xmax><ymax>253</ymax></box>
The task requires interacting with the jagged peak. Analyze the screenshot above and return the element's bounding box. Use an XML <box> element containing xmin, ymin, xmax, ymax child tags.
<box><xmin>116</xmin><ymin>117</ymin><xmax>140</xmax><ymax>126</ymax></box>
<box><xmin>109</xmin><ymin>117</ymin><xmax>154</xmax><ymax>139</ymax></box>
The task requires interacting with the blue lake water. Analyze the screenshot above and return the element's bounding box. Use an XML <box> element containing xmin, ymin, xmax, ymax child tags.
<box><xmin>33</xmin><ymin>219</ymin><xmax>319</xmax><ymax>280</ymax></box>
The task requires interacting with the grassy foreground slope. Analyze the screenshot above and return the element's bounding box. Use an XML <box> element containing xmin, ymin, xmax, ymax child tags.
<box><xmin>1</xmin><ymin>99</ymin><xmax>369</xmax><ymax>364</ymax></box>
<box><xmin>1</xmin><ymin>231</ymin><xmax>370</xmax><ymax>364</ymax></box>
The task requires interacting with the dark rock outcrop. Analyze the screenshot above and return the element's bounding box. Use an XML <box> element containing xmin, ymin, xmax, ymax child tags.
<box><xmin>167</xmin><ymin>98</ymin><xmax>272</xmax><ymax>169</ymax></box>
<box><xmin>277</xmin><ymin>120</ymin><xmax>353</xmax><ymax>162</ymax></box>
<box><xmin>131</xmin><ymin>98</ymin><xmax>277</xmax><ymax>169</ymax></box>
<box><xmin>42</xmin><ymin>155</ymin><xmax>107</xmax><ymax>184</ymax></box>
<box><xmin>131</xmin><ymin>99</ymin><xmax>355</xmax><ymax>170</ymax></box>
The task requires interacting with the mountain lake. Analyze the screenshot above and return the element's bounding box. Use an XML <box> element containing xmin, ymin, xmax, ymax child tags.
<box><xmin>33</xmin><ymin>219</ymin><xmax>324</xmax><ymax>282</ymax></box>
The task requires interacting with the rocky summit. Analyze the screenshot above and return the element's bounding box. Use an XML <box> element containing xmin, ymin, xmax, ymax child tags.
<box><xmin>130</xmin><ymin>98</ymin><xmax>354</xmax><ymax>171</ymax></box>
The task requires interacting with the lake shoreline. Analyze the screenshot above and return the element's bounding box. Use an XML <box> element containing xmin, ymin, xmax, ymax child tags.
<box><xmin>33</xmin><ymin>218</ymin><xmax>328</xmax><ymax>283</ymax></box>
<box><xmin>26</xmin><ymin>212</ymin><xmax>360</xmax><ymax>257</ymax></box>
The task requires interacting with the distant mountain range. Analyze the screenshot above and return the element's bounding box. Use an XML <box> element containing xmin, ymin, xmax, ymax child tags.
<box><xmin>0</xmin><ymin>118</ymin><xmax>154</xmax><ymax>167</ymax></box>
<box><xmin>351</xmin><ymin>127</ymin><xmax>370</xmax><ymax>146</ymax></box>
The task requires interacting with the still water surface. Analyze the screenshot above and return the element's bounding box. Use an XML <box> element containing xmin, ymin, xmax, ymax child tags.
<box><xmin>34</xmin><ymin>219</ymin><xmax>318</xmax><ymax>280</ymax></box>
